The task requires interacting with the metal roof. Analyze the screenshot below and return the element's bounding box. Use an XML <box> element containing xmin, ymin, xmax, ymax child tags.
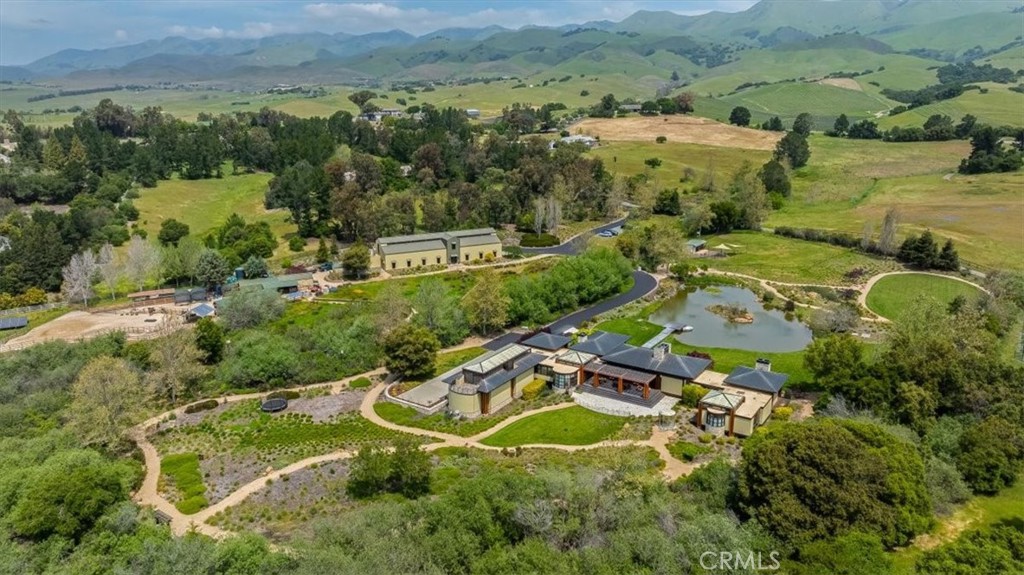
<box><xmin>724</xmin><ymin>366</ymin><xmax>789</xmax><ymax>394</ymax></box>
<box><xmin>189</xmin><ymin>303</ymin><xmax>216</xmax><ymax>317</ymax></box>
<box><xmin>379</xmin><ymin>239</ymin><xmax>446</xmax><ymax>255</ymax></box>
<box><xmin>478</xmin><ymin>353</ymin><xmax>546</xmax><ymax>393</ymax></box>
<box><xmin>555</xmin><ymin>349</ymin><xmax>597</xmax><ymax>366</ymax></box>
<box><xmin>0</xmin><ymin>316</ymin><xmax>28</xmax><ymax>330</ymax></box>
<box><xmin>463</xmin><ymin>343</ymin><xmax>530</xmax><ymax>375</ymax></box>
<box><xmin>522</xmin><ymin>332</ymin><xmax>572</xmax><ymax>351</ymax></box>
<box><xmin>569</xmin><ymin>331</ymin><xmax>631</xmax><ymax>356</ymax></box>
<box><xmin>376</xmin><ymin>228</ymin><xmax>498</xmax><ymax>246</ymax></box>
<box><xmin>600</xmin><ymin>345</ymin><xmax>711</xmax><ymax>380</ymax></box>
<box><xmin>457</xmin><ymin>234</ymin><xmax>501</xmax><ymax>247</ymax></box>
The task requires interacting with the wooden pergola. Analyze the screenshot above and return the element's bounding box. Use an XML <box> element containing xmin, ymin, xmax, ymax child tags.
<box><xmin>581</xmin><ymin>362</ymin><xmax>658</xmax><ymax>400</ymax></box>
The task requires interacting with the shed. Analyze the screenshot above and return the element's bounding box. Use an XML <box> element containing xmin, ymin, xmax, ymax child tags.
<box><xmin>0</xmin><ymin>316</ymin><xmax>28</xmax><ymax>331</ymax></box>
<box><xmin>188</xmin><ymin>303</ymin><xmax>216</xmax><ymax>321</ymax></box>
<box><xmin>686</xmin><ymin>239</ymin><xmax>707</xmax><ymax>253</ymax></box>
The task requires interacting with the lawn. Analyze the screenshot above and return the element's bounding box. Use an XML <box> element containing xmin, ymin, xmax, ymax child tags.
<box><xmin>160</xmin><ymin>452</ymin><xmax>208</xmax><ymax>514</ymax></box>
<box><xmin>593</xmin><ymin>316</ymin><xmax>665</xmax><ymax>346</ymax></box>
<box><xmin>374</xmin><ymin>389</ymin><xmax>570</xmax><ymax>438</ymax></box>
<box><xmin>133</xmin><ymin>165</ymin><xmax>293</xmax><ymax>254</ymax></box>
<box><xmin>666</xmin><ymin>441</ymin><xmax>712</xmax><ymax>462</ymax></box>
<box><xmin>865</xmin><ymin>273</ymin><xmax>984</xmax><ymax>321</ymax></box>
<box><xmin>701</xmin><ymin>231</ymin><xmax>898</xmax><ymax>285</ymax></box>
<box><xmin>392</xmin><ymin>346</ymin><xmax>491</xmax><ymax>392</ymax></box>
<box><xmin>479</xmin><ymin>405</ymin><xmax>627</xmax><ymax>447</ymax></box>
<box><xmin>591</xmin><ymin>140</ymin><xmax>772</xmax><ymax>190</ymax></box>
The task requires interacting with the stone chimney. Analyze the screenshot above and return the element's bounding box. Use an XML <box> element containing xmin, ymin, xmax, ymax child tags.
<box><xmin>653</xmin><ymin>343</ymin><xmax>669</xmax><ymax>362</ymax></box>
<box><xmin>755</xmin><ymin>358</ymin><xmax>771</xmax><ymax>372</ymax></box>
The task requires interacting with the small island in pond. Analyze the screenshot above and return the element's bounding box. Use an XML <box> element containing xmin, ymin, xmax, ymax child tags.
<box><xmin>706</xmin><ymin>303</ymin><xmax>754</xmax><ymax>324</ymax></box>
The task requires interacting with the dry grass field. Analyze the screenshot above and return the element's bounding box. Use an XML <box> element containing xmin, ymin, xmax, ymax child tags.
<box><xmin>572</xmin><ymin>116</ymin><xmax>783</xmax><ymax>150</ymax></box>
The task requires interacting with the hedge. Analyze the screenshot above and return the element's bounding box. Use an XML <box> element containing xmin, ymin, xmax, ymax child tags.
<box><xmin>521</xmin><ymin>378</ymin><xmax>547</xmax><ymax>401</ymax></box>
<box><xmin>520</xmin><ymin>233</ymin><xmax>560</xmax><ymax>248</ymax></box>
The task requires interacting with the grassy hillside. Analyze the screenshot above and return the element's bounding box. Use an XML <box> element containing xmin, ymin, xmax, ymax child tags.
<box><xmin>765</xmin><ymin>136</ymin><xmax>1023</xmax><ymax>270</ymax></box>
<box><xmin>876</xmin><ymin>12</ymin><xmax>1024</xmax><ymax>56</ymax></box>
<box><xmin>590</xmin><ymin>140</ymin><xmax>772</xmax><ymax>189</ymax></box>
<box><xmin>877</xmin><ymin>83</ymin><xmax>1024</xmax><ymax>129</ymax></box>
<box><xmin>717</xmin><ymin>82</ymin><xmax>895</xmax><ymax>128</ymax></box>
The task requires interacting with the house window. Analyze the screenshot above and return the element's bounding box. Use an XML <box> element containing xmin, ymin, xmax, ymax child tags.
<box><xmin>421</xmin><ymin>258</ymin><xmax>426</xmax><ymax>266</ymax></box>
<box><xmin>436</xmin><ymin>257</ymin><xmax>441</xmax><ymax>264</ymax></box>
<box><xmin>536</xmin><ymin>365</ymin><xmax>554</xmax><ymax>377</ymax></box>
<box><xmin>406</xmin><ymin>259</ymin><xmax>411</xmax><ymax>267</ymax></box>
<box><xmin>492</xmin><ymin>250</ymin><xmax>498</xmax><ymax>258</ymax></box>
<box><xmin>478</xmin><ymin>252</ymin><xmax>483</xmax><ymax>259</ymax></box>
<box><xmin>391</xmin><ymin>261</ymin><xmax>396</xmax><ymax>270</ymax></box>
<box><xmin>465</xmin><ymin>254</ymin><xmax>469</xmax><ymax>261</ymax></box>
<box><xmin>553</xmin><ymin>372</ymin><xmax>577</xmax><ymax>389</ymax></box>
<box><xmin>706</xmin><ymin>413</ymin><xmax>726</xmax><ymax>428</ymax></box>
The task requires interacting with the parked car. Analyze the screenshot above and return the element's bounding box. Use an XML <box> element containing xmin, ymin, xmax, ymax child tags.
<box><xmin>597</xmin><ymin>230</ymin><xmax>614</xmax><ymax>238</ymax></box>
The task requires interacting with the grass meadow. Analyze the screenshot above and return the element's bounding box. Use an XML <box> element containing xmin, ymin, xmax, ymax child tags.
<box><xmin>479</xmin><ymin>405</ymin><xmax>628</xmax><ymax>447</ymax></box>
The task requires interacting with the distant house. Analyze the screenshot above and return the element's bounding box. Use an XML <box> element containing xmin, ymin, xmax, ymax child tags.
<box><xmin>465</xmin><ymin>108</ymin><xmax>481</xmax><ymax>118</ymax></box>
<box><xmin>686</xmin><ymin>239</ymin><xmax>707</xmax><ymax>253</ymax></box>
<box><xmin>236</xmin><ymin>272</ymin><xmax>313</xmax><ymax>294</ymax></box>
<box><xmin>560</xmin><ymin>135</ymin><xmax>598</xmax><ymax>148</ymax></box>
<box><xmin>619</xmin><ymin>104</ymin><xmax>642</xmax><ymax>113</ymax></box>
<box><xmin>374</xmin><ymin>228</ymin><xmax>502</xmax><ymax>271</ymax></box>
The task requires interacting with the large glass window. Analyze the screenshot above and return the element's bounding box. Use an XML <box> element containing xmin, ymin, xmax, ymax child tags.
<box><xmin>706</xmin><ymin>413</ymin><xmax>726</xmax><ymax>428</ymax></box>
<box><xmin>537</xmin><ymin>365</ymin><xmax>554</xmax><ymax>377</ymax></box>
<box><xmin>553</xmin><ymin>372</ymin><xmax>577</xmax><ymax>389</ymax></box>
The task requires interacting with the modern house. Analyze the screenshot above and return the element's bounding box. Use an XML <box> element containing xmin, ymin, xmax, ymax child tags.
<box><xmin>374</xmin><ymin>228</ymin><xmax>502</xmax><ymax>271</ymax></box>
<box><xmin>431</xmin><ymin>330</ymin><xmax>788</xmax><ymax>433</ymax></box>
<box><xmin>447</xmin><ymin>344</ymin><xmax>547</xmax><ymax>417</ymax></box>
<box><xmin>696</xmin><ymin>360</ymin><xmax>788</xmax><ymax>437</ymax></box>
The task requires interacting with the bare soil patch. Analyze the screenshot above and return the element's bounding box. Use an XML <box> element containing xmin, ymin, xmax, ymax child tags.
<box><xmin>818</xmin><ymin>78</ymin><xmax>863</xmax><ymax>91</ymax></box>
<box><xmin>572</xmin><ymin>116</ymin><xmax>783</xmax><ymax>150</ymax></box>
<box><xmin>5</xmin><ymin>306</ymin><xmax>183</xmax><ymax>347</ymax></box>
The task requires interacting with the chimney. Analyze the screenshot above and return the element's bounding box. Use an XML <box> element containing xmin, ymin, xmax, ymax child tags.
<box><xmin>755</xmin><ymin>358</ymin><xmax>771</xmax><ymax>372</ymax></box>
<box><xmin>653</xmin><ymin>343</ymin><xmax>669</xmax><ymax>362</ymax></box>
<box><xmin>578</xmin><ymin>333</ymin><xmax>588</xmax><ymax>342</ymax></box>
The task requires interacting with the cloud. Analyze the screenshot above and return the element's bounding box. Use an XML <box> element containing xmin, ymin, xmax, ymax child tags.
<box><xmin>165</xmin><ymin>22</ymin><xmax>279</xmax><ymax>39</ymax></box>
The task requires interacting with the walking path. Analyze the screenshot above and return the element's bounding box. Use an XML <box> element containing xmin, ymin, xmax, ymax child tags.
<box><xmin>131</xmin><ymin>369</ymin><xmax>698</xmax><ymax>538</ymax></box>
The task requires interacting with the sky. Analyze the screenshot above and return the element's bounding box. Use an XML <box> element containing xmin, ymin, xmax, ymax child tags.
<box><xmin>0</xmin><ymin>0</ymin><xmax>757</xmax><ymax>65</ymax></box>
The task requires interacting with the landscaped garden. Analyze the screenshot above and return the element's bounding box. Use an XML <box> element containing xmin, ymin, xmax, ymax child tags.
<box><xmin>154</xmin><ymin>397</ymin><xmax>423</xmax><ymax>503</ymax></box>
<box><xmin>375</xmin><ymin>390</ymin><xmax>571</xmax><ymax>438</ymax></box>
<box><xmin>866</xmin><ymin>273</ymin><xmax>983</xmax><ymax>321</ymax></box>
<box><xmin>479</xmin><ymin>405</ymin><xmax>632</xmax><ymax>447</ymax></box>
<box><xmin>160</xmin><ymin>452</ymin><xmax>208</xmax><ymax>514</ymax></box>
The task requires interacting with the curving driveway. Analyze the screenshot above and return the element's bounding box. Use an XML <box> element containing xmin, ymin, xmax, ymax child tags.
<box><xmin>547</xmin><ymin>270</ymin><xmax>658</xmax><ymax>335</ymax></box>
<box><xmin>521</xmin><ymin>217</ymin><xmax>627</xmax><ymax>256</ymax></box>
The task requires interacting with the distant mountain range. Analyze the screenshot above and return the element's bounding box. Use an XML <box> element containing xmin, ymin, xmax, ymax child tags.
<box><xmin>3</xmin><ymin>0</ymin><xmax>1021</xmax><ymax>86</ymax></box>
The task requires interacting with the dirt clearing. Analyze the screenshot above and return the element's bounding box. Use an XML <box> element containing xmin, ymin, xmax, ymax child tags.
<box><xmin>572</xmin><ymin>116</ymin><xmax>783</xmax><ymax>150</ymax></box>
<box><xmin>3</xmin><ymin>306</ymin><xmax>183</xmax><ymax>349</ymax></box>
<box><xmin>818</xmin><ymin>78</ymin><xmax>863</xmax><ymax>91</ymax></box>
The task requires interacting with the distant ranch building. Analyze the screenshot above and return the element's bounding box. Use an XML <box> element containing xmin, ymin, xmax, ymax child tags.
<box><xmin>374</xmin><ymin>228</ymin><xmax>502</xmax><ymax>271</ymax></box>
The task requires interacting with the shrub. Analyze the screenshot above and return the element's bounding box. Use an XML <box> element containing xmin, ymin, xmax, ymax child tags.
<box><xmin>686</xmin><ymin>350</ymin><xmax>714</xmax><ymax>370</ymax></box>
<box><xmin>668</xmin><ymin>441</ymin><xmax>711</xmax><ymax>462</ymax></box>
<box><xmin>773</xmin><ymin>406</ymin><xmax>794</xmax><ymax>421</ymax></box>
<box><xmin>680</xmin><ymin>383</ymin><xmax>707</xmax><ymax>408</ymax></box>
<box><xmin>349</xmin><ymin>377</ymin><xmax>373</xmax><ymax>389</ymax></box>
<box><xmin>520</xmin><ymin>233</ymin><xmax>559</xmax><ymax>247</ymax></box>
<box><xmin>288</xmin><ymin>236</ymin><xmax>305</xmax><ymax>252</ymax></box>
<box><xmin>698</xmin><ymin>433</ymin><xmax>714</xmax><ymax>444</ymax></box>
<box><xmin>266</xmin><ymin>390</ymin><xmax>300</xmax><ymax>401</ymax></box>
<box><xmin>184</xmin><ymin>399</ymin><xmax>220</xmax><ymax>414</ymax></box>
<box><xmin>521</xmin><ymin>378</ymin><xmax>547</xmax><ymax>401</ymax></box>
<box><xmin>656</xmin><ymin>136</ymin><xmax>667</xmax><ymax>143</ymax></box>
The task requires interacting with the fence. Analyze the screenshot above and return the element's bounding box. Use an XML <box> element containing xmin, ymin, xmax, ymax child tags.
<box><xmin>0</xmin><ymin>315</ymin><xmax>186</xmax><ymax>354</ymax></box>
<box><xmin>0</xmin><ymin>301</ymin><xmax>65</xmax><ymax>316</ymax></box>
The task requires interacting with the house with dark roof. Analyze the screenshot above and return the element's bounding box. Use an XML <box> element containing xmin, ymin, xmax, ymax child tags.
<box><xmin>569</xmin><ymin>330</ymin><xmax>630</xmax><ymax>356</ymax></box>
<box><xmin>696</xmin><ymin>359</ymin><xmax>788</xmax><ymax>437</ymax></box>
<box><xmin>521</xmin><ymin>331</ymin><xmax>571</xmax><ymax>351</ymax></box>
<box><xmin>599</xmin><ymin>343</ymin><xmax>712</xmax><ymax>396</ymax></box>
<box><xmin>446</xmin><ymin>344</ymin><xmax>546</xmax><ymax>417</ymax></box>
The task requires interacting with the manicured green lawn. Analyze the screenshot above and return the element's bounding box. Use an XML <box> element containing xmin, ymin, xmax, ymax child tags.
<box><xmin>866</xmin><ymin>273</ymin><xmax>983</xmax><ymax>321</ymax></box>
<box><xmin>160</xmin><ymin>452</ymin><xmax>208</xmax><ymax>514</ymax></box>
<box><xmin>479</xmin><ymin>405</ymin><xmax>627</xmax><ymax>447</ymax></box>
<box><xmin>670</xmin><ymin>341</ymin><xmax>813</xmax><ymax>387</ymax></box>
<box><xmin>594</xmin><ymin>316</ymin><xmax>665</xmax><ymax>346</ymax></box>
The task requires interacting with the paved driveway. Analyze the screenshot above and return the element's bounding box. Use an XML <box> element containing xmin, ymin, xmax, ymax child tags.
<box><xmin>521</xmin><ymin>218</ymin><xmax>627</xmax><ymax>256</ymax></box>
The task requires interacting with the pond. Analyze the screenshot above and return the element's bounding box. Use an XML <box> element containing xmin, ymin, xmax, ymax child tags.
<box><xmin>649</xmin><ymin>286</ymin><xmax>813</xmax><ymax>352</ymax></box>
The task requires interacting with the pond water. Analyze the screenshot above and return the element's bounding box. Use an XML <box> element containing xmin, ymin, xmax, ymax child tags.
<box><xmin>649</xmin><ymin>286</ymin><xmax>813</xmax><ymax>352</ymax></box>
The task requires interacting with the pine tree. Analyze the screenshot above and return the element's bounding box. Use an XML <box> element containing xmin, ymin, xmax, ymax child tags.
<box><xmin>42</xmin><ymin>137</ymin><xmax>66</xmax><ymax>170</ymax></box>
<box><xmin>937</xmin><ymin>239</ymin><xmax>960</xmax><ymax>271</ymax></box>
<box><xmin>316</xmin><ymin>237</ymin><xmax>331</xmax><ymax>263</ymax></box>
